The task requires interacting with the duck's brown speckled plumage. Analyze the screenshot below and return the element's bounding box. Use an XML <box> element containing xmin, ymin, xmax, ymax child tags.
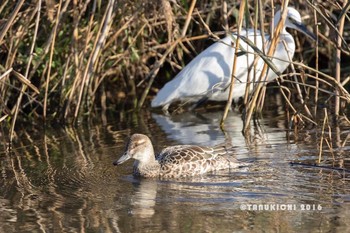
<box><xmin>114</xmin><ymin>134</ymin><xmax>240</xmax><ymax>178</ymax></box>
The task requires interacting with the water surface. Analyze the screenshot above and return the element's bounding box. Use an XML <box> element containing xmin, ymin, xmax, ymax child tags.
<box><xmin>1</xmin><ymin>110</ymin><xmax>349</xmax><ymax>232</ymax></box>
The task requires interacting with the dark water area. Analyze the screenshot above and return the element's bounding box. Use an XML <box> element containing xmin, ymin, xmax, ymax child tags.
<box><xmin>1</xmin><ymin>105</ymin><xmax>350</xmax><ymax>232</ymax></box>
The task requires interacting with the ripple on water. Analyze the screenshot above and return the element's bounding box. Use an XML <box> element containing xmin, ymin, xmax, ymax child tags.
<box><xmin>1</xmin><ymin>111</ymin><xmax>350</xmax><ymax>232</ymax></box>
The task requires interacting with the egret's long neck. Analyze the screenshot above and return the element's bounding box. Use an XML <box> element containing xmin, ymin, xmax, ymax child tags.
<box><xmin>273</xmin><ymin>11</ymin><xmax>288</xmax><ymax>35</ymax></box>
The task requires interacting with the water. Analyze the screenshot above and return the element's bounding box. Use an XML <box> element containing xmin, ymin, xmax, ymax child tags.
<box><xmin>1</xmin><ymin>109</ymin><xmax>350</xmax><ymax>232</ymax></box>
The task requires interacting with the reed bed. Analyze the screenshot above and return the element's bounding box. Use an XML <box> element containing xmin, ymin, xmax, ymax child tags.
<box><xmin>0</xmin><ymin>0</ymin><xmax>349</xmax><ymax>143</ymax></box>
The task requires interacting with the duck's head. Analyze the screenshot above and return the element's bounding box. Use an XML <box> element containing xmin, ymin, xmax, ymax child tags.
<box><xmin>274</xmin><ymin>7</ymin><xmax>316</xmax><ymax>40</ymax></box>
<box><xmin>113</xmin><ymin>134</ymin><xmax>154</xmax><ymax>165</ymax></box>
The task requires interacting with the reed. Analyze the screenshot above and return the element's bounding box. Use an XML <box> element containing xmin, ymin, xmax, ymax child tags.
<box><xmin>220</xmin><ymin>0</ymin><xmax>246</xmax><ymax>126</ymax></box>
<box><xmin>0</xmin><ymin>0</ymin><xmax>348</xmax><ymax>142</ymax></box>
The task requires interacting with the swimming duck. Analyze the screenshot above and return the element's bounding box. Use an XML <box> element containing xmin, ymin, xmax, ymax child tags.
<box><xmin>113</xmin><ymin>134</ymin><xmax>240</xmax><ymax>178</ymax></box>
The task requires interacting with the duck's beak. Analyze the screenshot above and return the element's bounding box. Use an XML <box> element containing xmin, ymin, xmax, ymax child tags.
<box><xmin>113</xmin><ymin>152</ymin><xmax>131</xmax><ymax>166</ymax></box>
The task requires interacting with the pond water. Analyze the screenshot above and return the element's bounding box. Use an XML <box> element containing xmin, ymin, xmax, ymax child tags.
<box><xmin>1</xmin><ymin>108</ymin><xmax>350</xmax><ymax>232</ymax></box>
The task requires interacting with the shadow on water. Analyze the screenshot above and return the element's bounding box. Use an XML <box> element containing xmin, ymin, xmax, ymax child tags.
<box><xmin>1</xmin><ymin>107</ymin><xmax>350</xmax><ymax>232</ymax></box>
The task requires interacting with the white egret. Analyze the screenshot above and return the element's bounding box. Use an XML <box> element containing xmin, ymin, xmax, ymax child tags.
<box><xmin>151</xmin><ymin>7</ymin><xmax>315</xmax><ymax>112</ymax></box>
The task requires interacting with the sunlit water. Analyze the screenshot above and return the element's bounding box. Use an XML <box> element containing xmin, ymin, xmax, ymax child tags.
<box><xmin>1</xmin><ymin>109</ymin><xmax>350</xmax><ymax>232</ymax></box>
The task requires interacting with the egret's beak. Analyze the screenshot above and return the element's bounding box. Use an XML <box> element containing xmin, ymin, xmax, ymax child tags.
<box><xmin>113</xmin><ymin>152</ymin><xmax>131</xmax><ymax>166</ymax></box>
<box><xmin>293</xmin><ymin>21</ymin><xmax>317</xmax><ymax>41</ymax></box>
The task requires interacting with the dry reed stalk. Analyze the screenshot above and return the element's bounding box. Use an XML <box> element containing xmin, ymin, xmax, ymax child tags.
<box><xmin>244</xmin><ymin>5</ymin><xmax>256</xmax><ymax>106</ymax></box>
<box><xmin>65</xmin><ymin>1</ymin><xmax>83</xmax><ymax>117</ymax></box>
<box><xmin>12</xmin><ymin>71</ymin><xmax>40</xmax><ymax>94</ymax></box>
<box><xmin>244</xmin><ymin>0</ymin><xmax>266</xmax><ymax>107</ymax></box>
<box><xmin>280</xmin><ymin>77</ymin><xmax>346</xmax><ymax>99</ymax></box>
<box><xmin>294</xmin><ymin>62</ymin><xmax>350</xmax><ymax>101</ymax></box>
<box><xmin>64</xmin><ymin>0</ymin><xmax>96</xmax><ymax>120</ymax></box>
<box><xmin>0</xmin><ymin>68</ymin><xmax>13</xmax><ymax>82</ymax></box>
<box><xmin>150</xmin><ymin>34</ymin><xmax>217</xmax><ymax>51</ymax></box>
<box><xmin>0</xmin><ymin>0</ymin><xmax>9</xmax><ymax>14</ymax></box>
<box><xmin>86</xmin><ymin>3</ymin><xmax>117</xmax><ymax>101</ymax></box>
<box><xmin>43</xmin><ymin>0</ymin><xmax>62</xmax><ymax>120</ymax></box>
<box><xmin>341</xmin><ymin>126</ymin><xmax>350</xmax><ymax>147</ymax></box>
<box><xmin>8</xmin><ymin>1</ymin><xmax>41</xmax><ymax>143</ymax></box>
<box><xmin>195</xmin><ymin>8</ymin><xmax>221</xmax><ymax>41</ymax></box>
<box><xmin>138</xmin><ymin>0</ymin><xmax>197</xmax><ymax>109</ymax></box>
<box><xmin>0</xmin><ymin>0</ymin><xmax>348</xmax><ymax>126</ymax></box>
<box><xmin>307</xmin><ymin>0</ymin><xmax>350</xmax><ymax>54</ymax></box>
<box><xmin>10</xmin><ymin>70</ymin><xmax>41</xmax><ymax>143</ymax></box>
<box><xmin>222</xmin><ymin>1</ymin><xmax>229</xmax><ymax>33</ymax></box>
<box><xmin>170</xmin><ymin>11</ymin><xmax>227</xmax><ymax>114</ymax></box>
<box><xmin>25</xmin><ymin>0</ymin><xmax>71</xmax><ymax>83</ymax></box>
<box><xmin>283</xmin><ymin>40</ymin><xmax>313</xmax><ymax>119</ymax></box>
<box><xmin>334</xmin><ymin>0</ymin><xmax>347</xmax><ymax>119</ymax></box>
<box><xmin>325</xmin><ymin>126</ymin><xmax>334</xmax><ymax>159</ymax></box>
<box><xmin>313</xmin><ymin>4</ymin><xmax>319</xmax><ymax>117</ymax></box>
<box><xmin>0</xmin><ymin>114</ymin><xmax>8</xmax><ymax>123</ymax></box>
<box><xmin>254</xmin><ymin>0</ymin><xmax>274</xmax><ymax>112</ymax></box>
<box><xmin>318</xmin><ymin>108</ymin><xmax>328</xmax><ymax>163</ymax></box>
<box><xmin>60</xmin><ymin>56</ymin><xmax>70</xmax><ymax>91</ymax></box>
<box><xmin>181</xmin><ymin>0</ymin><xmax>198</xmax><ymax>38</ymax></box>
<box><xmin>342</xmin><ymin>76</ymin><xmax>350</xmax><ymax>86</ymax></box>
<box><xmin>73</xmin><ymin>0</ymin><xmax>115</xmax><ymax>122</ymax></box>
<box><xmin>104</xmin><ymin>12</ymin><xmax>137</xmax><ymax>49</ymax></box>
<box><xmin>0</xmin><ymin>68</ymin><xmax>13</xmax><ymax>121</ymax></box>
<box><xmin>137</xmin><ymin>38</ymin><xmax>179</xmax><ymax>110</ymax></box>
<box><xmin>0</xmin><ymin>0</ymin><xmax>25</xmax><ymax>43</ymax></box>
<box><xmin>243</xmin><ymin>0</ymin><xmax>290</xmax><ymax>132</ymax></box>
<box><xmin>162</xmin><ymin>0</ymin><xmax>176</xmax><ymax>43</ymax></box>
<box><xmin>220</xmin><ymin>0</ymin><xmax>246</xmax><ymax>126</ymax></box>
<box><xmin>275</xmin><ymin>83</ymin><xmax>317</xmax><ymax>126</ymax></box>
<box><xmin>271</xmin><ymin>0</ymin><xmax>276</xmax><ymax>32</ymax></box>
<box><xmin>10</xmin><ymin>71</ymin><xmax>39</xmax><ymax>144</ymax></box>
<box><xmin>254</xmin><ymin>0</ymin><xmax>268</xmax><ymax>112</ymax></box>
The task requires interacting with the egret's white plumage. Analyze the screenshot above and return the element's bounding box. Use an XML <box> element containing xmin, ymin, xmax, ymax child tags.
<box><xmin>151</xmin><ymin>7</ymin><xmax>315</xmax><ymax>111</ymax></box>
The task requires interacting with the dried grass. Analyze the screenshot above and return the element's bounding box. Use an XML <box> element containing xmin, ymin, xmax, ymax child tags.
<box><xmin>0</xmin><ymin>0</ymin><xmax>348</xmax><ymax>146</ymax></box>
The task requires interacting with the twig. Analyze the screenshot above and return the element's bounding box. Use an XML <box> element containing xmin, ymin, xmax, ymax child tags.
<box><xmin>306</xmin><ymin>0</ymin><xmax>350</xmax><ymax>52</ymax></box>
<box><xmin>283</xmin><ymin>40</ymin><xmax>313</xmax><ymax>120</ymax></box>
<box><xmin>44</xmin><ymin>0</ymin><xmax>62</xmax><ymax>120</ymax></box>
<box><xmin>64</xmin><ymin>0</ymin><xmax>96</xmax><ymax>119</ymax></box>
<box><xmin>12</xmin><ymin>71</ymin><xmax>40</xmax><ymax>94</ymax></box>
<box><xmin>290</xmin><ymin>162</ymin><xmax>350</xmax><ymax>173</ymax></box>
<box><xmin>318</xmin><ymin>108</ymin><xmax>328</xmax><ymax>163</ymax></box>
<box><xmin>243</xmin><ymin>0</ymin><xmax>290</xmax><ymax>132</ymax></box>
<box><xmin>0</xmin><ymin>68</ymin><xmax>13</xmax><ymax>81</ymax></box>
<box><xmin>313</xmin><ymin>2</ymin><xmax>319</xmax><ymax>117</ymax></box>
<box><xmin>73</xmin><ymin>0</ymin><xmax>115</xmax><ymax>121</ymax></box>
<box><xmin>137</xmin><ymin>0</ymin><xmax>197</xmax><ymax>109</ymax></box>
<box><xmin>334</xmin><ymin>0</ymin><xmax>347</xmax><ymax>119</ymax></box>
<box><xmin>9</xmin><ymin>0</ymin><xmax>41</xmax><ymax>143</ymax></box>
<box><xmin>220</xmin><ymin>0</ymin><xmax>246</xmax><ymax>126</ymax></box>
<box><xmin>0</xmin><ymin>0</ymin><xmax>25</xmax><ymax>43</ymax></box>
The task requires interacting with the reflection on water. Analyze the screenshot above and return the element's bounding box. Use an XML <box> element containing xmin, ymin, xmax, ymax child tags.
<box><xmin>152</xmin><ymin>110</ymin><xmax>290</xmax><ymax>152</ymax></box>
<box><xmin>0</xmin><ymin>110</ymin><xmax>350</xmax><ymax>232</ymax></box>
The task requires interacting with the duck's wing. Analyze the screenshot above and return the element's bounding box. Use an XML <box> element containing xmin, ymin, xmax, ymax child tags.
<box><xmin>157</xmin><ymin>145</ymin><xmax>234</xmax><ymax>164</ymax></box>
<box><xmin>157</xmin><ymin>144</ymin><xmax>239</xmax><ymax>178</ymax></box>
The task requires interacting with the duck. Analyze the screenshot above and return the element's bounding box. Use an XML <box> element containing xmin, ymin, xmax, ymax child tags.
<box><xmin>113</xmin><ymin>134</ymin><xmax>241</xmax><ymax>178</ymax></box>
